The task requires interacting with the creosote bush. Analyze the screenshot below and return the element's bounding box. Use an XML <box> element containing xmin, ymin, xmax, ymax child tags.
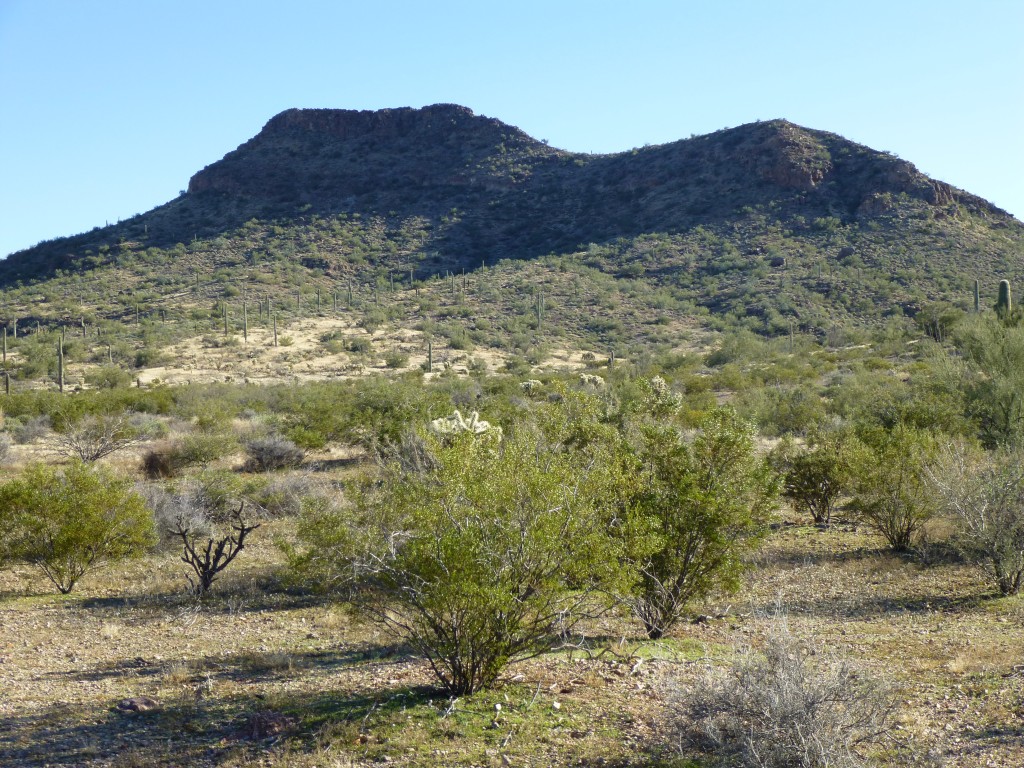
<box><xmin>623</xmin><ymin>407</ymin><xmax>779</xmax><ymax>639</ymax></box>
<box><xmin>294</xmin><ymin>421</ymin><xmax>623</xmax><ymax>695</ymax></box>
<box><xmin>848</xmin><ymin>424</ymin><xmax>938</xmax><ymax>551</ymax></box>
<box><xmin>776</xmin><ymin>432</ymin><xmax>851</xmax><ymax>527</ymax></box>
<box><xmin>0</xmin><ymin>462</ymin><xmax>155</xmax><ymax>593</ymax></box>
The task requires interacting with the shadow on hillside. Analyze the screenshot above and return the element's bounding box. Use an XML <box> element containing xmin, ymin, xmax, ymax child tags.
<box><xmin>0</xmin><ymin>666</ymin><xmax>440</xmax><ymax>767</ymax></box>
<box><xmin>959</xmin><ymin>723</ymin><xmax>1024</xmax><ymax>760</ymax></box>
<box><xmin>0</xmin><ymin>699</ymin><xmax>238</xmax><ymax>768</ymax></box>
<box><xmin>748</xmin><ymin>589</ymin><xmax>988</xmax><ymax>620</ymax></box>
<box><xmin>74</xmin><ymin>580</ymin><xmax>336</xmax><ymax>619</ymax></box>
<box><xmin>52</xmin><ymin>638</ymin><xmax>417</xmax><ymax>685</ymax></box>
<box><xmin>308</xmin><ymin>455</ymin><xmax>368</xmax><ymax>472</ymax></box>
<box><xmin>755</xmin><ymin>542</ymin><xmax>895</xmax><ymax>569</ymax></box>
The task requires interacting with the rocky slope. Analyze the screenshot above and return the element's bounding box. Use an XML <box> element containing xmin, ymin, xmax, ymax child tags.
<box><xmin>4</xmin><ymin>104</ymin><xmax>1021</xmax><ymax>331</ymax></box>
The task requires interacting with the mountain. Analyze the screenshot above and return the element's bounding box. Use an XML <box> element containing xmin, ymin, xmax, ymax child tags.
<box><xmin>4</xmin><ymin>104</ymin><xmax>1023</xmax><ymax>337</ymax></box>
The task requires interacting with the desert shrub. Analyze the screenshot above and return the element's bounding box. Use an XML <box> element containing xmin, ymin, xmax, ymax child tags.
<box><xmin>736</xmin><ymin>383</ymin><xmax>827</xmax><ymax>437</ymax></box>
<box><xmin>243</xmin><ymin>434</ymin><xmax>305</xmax><ymax>472</ymax></box>
<box><xmin>848</xmin><ymin>424</ymin><xmax>938</xmax><ymax>551</ymax></box>
<box><xmin>776</xmin><ymin>432</ymin><xmax>852</xmax><ymax>527</ymax></box>
<box><xmin>133</xmin><ymin>345</ymin><xmax>165</xmax><ymax>368</ymax></box>
<box><xmin>293</xmin><ymin>427</ymin><xmax>622</xmax><ymax>694</ymax></box>
<box><xmin>622</xmin><ymin>407</ymin><xmax>779</xmax><ymax>639</ymax></box>
<box><xmin>676</xmin><ymin>620</ymin><xmax>897</xmax><ymax>767</ymax></box>
<box><xmin>141</xmin><ymin>471</ymin><xmax>247</xmax><ymax>549</ymax></box>
<box><xmin>346</xmin><ymin>337</ymin><xmax>373</xmax><ymax>354</ymax></box>
<box><xmin>928</xmin><ymin>441</ymin><xmax>1024</xmax><ymax>595</ymax></box>
<box><xmin>167</xmin><ymin>501</ymin><xmax>260</xmax><ymax>596</ymax></box>
<box><xmin>251</xmin><ymin>474</ymin><xmax>320</xmax><ymax>518</ymax></box>
<box><xmin>376</xmin><ymin>428</ymin><xmax>441</xmax><ymax>475</ymax></box>
<box><xmin>142</xmin><ymin>444</ymin><xmax>177</xmax><ymax>479</ymax></box>
<box><xmin>0</xmin><ymin>462</ymin><xmax>155</xmax><ymax>593</ymax></box>
<box><xmin>382</xmin><ymin>349</ymin><xmax>409</xmax><ymax>369</ymax></box>
<box><xmin>950</xmin><ymin>315</ymin><xmax>1024</xmax><ymax>447</ymax></box>
<box><xmin>49</xmin><ymin>410</ymin><xmax>154</xmax><ymax>462</ymax></box>
<box><xmin>12</xmin><ymin>415</ymin><xmax>51</xmax><ymax>444</ymax></box>
<box><xmin>142</xmin><ymin>432</ymin><xmax>236</xmax><ymax>478</ymax></box>
<box><xmin>0</xmin><ymin>433</ymin><xmax>12</xmax><ymax>466</ymax></box>
<box><xmin>171</xmin><ymin>431</ymin><xmax>239</xmax><ymax>468</ymax></box>
<box><xmin>85</xmin><ymin>365</ymin><xmax>133</xmax><ymax>389</ymax></box>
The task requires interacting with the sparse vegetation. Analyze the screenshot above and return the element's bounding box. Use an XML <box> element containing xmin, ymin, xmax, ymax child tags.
<box><xmin>0</xmin><ymin>107</ymin><xmax>1022</xmax><ymax>766</ymax></box>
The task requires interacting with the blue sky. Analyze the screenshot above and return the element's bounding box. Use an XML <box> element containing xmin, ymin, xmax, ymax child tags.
<box><xmin>1</xmin><ymin>0</ymin><xmax>1021</xmax><ymax>258</ymax></box>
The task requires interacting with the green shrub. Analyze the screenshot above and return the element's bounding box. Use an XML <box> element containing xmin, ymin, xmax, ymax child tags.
<box><xmin>294</xmin><ymin>427</ymin><xmax>622</xmax><ymax>694</ymax></box>
<box><xmin>776</xmin><ymin>433</ymin><xmax>852</xmax><ymax>527</ymax></box>
<box><xmin>623</xmin><ymin>407</ymin><xmax>779</xmax><ymax>638</ymax></box>
<box><xmin>848</xmin><ymin>424</ymin><xmax>938</xmax><ymax>551</ymax></box>
<box><xmin>0</xmin><ymin>462</ymin><xmax>155</xmax><ymax>593</ymax></box>
<box><xmin>85</xmin><ymin>366</ymin><xmax>133</xmax><ymax>390</ymax></box>
<box><xmin>382</xmin><ymin>349</ymin><xmax>409</xmax><ymax>369</ymax></box>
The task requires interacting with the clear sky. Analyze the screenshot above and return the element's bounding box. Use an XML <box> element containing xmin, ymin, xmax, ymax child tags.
<box><xmin>1</xmin><ymin>0</ymin><xmax>1021</xmax><ymax>258</ymax></box>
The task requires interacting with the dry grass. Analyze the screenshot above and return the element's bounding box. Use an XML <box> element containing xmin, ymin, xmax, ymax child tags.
<box><xmin>1</xmin><ymin>510</ymin><xmax>1023</xmax><ymax>767</ymax></box>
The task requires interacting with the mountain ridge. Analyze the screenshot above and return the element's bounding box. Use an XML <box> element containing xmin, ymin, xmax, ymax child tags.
<box><xmin>3</xmin><ymin>104</ymin><xmax>1021</xmax><ymax>336</ymax></box>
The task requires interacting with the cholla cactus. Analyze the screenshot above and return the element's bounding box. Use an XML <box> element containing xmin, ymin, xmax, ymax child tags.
<box><xmin>579</xmin><ymin>373</ymin><xmax>606</xmax><ymax>388</ymax></box>
<box><xmin>520</xmin><ymin>379</ymin><xmax>544</xmax><ymax>395</ymax></box>
<box><xmin>429</xmin><ymin>410</ymin><xmax>503</xmax><ymax>441</ymax></box>
<box><xmin>645</xmin><ymin>375</ymin><xmax>683</xmax><ymax>415</ymax></box>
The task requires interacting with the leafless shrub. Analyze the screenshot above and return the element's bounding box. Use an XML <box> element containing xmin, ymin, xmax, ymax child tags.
<box><xmin>251</xmin><ymin>473</ymin><xmax>320</xmax><ymax>518</ymax></box>
<box><xmin>673</xmin><ymin>619</ymin><xmax>898</xmax><ymax>768</ymax></box>
<box><xmin>0</xmin><ymin>433</ymin><xmax>12</xmax><ymax>465</ymax></box>
<box><xmin>168</xmin><ymin>501</ymin><xmax>260</xmax><ymax>596</ymax></box>
<box><xmin>928</xmin><ymin>441</ymin><xmax>1024</xmax><ymax>595</ymax></box>
<box><xmin>50</xmin><ymin>411</ymin><xmax>153</xmax><ymax>462</ymax></box>
<box><xmin>139</xmin><ymin>472</ymin><xmax>248</xmax><ymax>551</ymax></box>
<box><xmin>243</xmin><ymin>434</ymin><xmax>305</xmax><ymax>472</ymax></box>
<box><xmin>137</xmin><ymin>482</ymin><xmax>213</xmax><ymax>550</ymax></box>
<box><xmin>12</xmin><ymin>415</ymin><xmax>51</xmax><ymax>444</ymax></box>
<box><xmin>376</xmin><ymin>428</ymin><xmax>440</xmax><ymax>475</ymax></box>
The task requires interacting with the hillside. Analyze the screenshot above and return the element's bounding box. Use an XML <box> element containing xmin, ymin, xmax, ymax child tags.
<box><xmin>1</xmin><ymin>104</ymin><xmax>1022</xmax><ymax>373</ymax></box>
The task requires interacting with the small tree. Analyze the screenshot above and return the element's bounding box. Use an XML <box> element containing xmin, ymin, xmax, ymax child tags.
<box><xmin>623</xmin><ymin>407</ymin><xmax>779</xmax><ymax>639</ymax></box>
<box><xmin>0</xmin><ymin>462</ymin><xmax>155</xmax><ymax>593</ymax></box>
<box><xmin>848</xmin><ymin>424</ymin><xmax>937</xmax><ymax>552</ymax></box>
<box><xmin>928</xmin><ymin>442</ymin><xmax>1024</xmax><ymax>595</ymax></box>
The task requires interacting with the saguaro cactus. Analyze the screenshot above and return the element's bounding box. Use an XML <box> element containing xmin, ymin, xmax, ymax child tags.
<box><xmin>974</xmin><ymin>279</ymin><xmax>981</xmax><ymax>313</ymax></box>
<box><xmin>997</xmin><ymin>279</ymin><xmax>1012</xmax><ymax>318</ymax></box>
